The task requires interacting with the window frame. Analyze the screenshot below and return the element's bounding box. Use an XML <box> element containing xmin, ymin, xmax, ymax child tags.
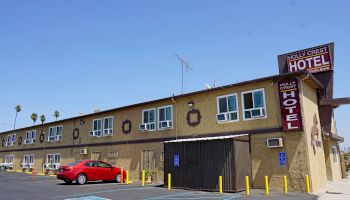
<box><xmin>241</xmin><ymin>88</ymin><xmax>267</xmax><ymax>121</ymax></box>
<box><xmin>92</xmin><ymin>118</ymin><xmax>103</xmax><ymax>137</ymax></box>
<box><xmin>141</xmin><ymin>108</ymin><xmax>156</xmax><ymax>131</ymax></box>
<box><xmin>216</xmin><ymin>93</ymin><xmax>239</xmax><ymax>123</ymax></box>
<box><xmin>48</xmin><ymin>125</ymin><xmax>63</xmax><ymax>142</ymax></box>
<box><xmin>331</xmin><ymin>146</ymin><xmax>339</xmax><ymax>164</ymax></box>
<box><xmin>103</xmin><ymin>116</ymin><xmax>114</xmax><ymax>136</ymax></box>
<box><xmin>47</xmin><ymin>153</ymin><xmax>61</xmax><ymax>164</ymax></box>
<box><xmin>4</xmin><ymin>155</ymin><xmax>14</xmax><ymax>164</ymax></box>
<box><xmin>25</xmin><ymin>130</ymin><xmax>36</xmax><ymax>144</ymax></box>
<box><xmin>157</xmin><ymin>105</ymin><xmax>173</xmax><ymax>130</ymax></box>
<box><xmin>6</xmin><ymin>134</ymin><xmax>16</xmax><ymax>146</ymax></box>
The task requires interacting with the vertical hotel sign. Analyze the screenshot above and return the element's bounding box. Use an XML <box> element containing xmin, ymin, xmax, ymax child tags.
<box><xmin>279</xmin><ymin>79</ymin><xmax>303</xmax><ymax>131</ymax></box>
<box><xmin>287</xmin><ymin>44</ymin><xmax>332</xmax><ymax>74</ymax></box>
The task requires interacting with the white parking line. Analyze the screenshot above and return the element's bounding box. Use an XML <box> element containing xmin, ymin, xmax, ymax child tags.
<box><xmin>53</xmin><ymin>186</ymin><xmax>154</xmax><ymax>199</ymax></box>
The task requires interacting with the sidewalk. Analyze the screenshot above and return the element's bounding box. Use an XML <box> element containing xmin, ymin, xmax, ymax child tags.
<box><xmin>316</xmin><ymin>173</ymin><xmax>350</xmax><ymax>200</ymax></box>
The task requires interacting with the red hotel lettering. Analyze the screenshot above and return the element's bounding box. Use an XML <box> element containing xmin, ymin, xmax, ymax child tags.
<box><xmin>279</xmin><ymin>79</ymin><xmax>303</xmax><ymax>131</ymax></box>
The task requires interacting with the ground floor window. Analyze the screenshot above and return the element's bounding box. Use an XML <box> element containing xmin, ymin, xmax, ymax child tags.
<box><xmin>4</xmin><ymin>155</ymin><xmax>14</xmax><ymax>165</ymax></box>
<box><xmin>45</xmin><ymin>153</ymin><xmax>61</xmax><ymax>169</ymax></box>
<box><xmin>22</xmin><ymin>155</ymin><xmax>34</xmax><ymax>168</ymax></box>
<box><xmin>331</xmin><ymin>146</ymin><xmax>339</xmax><ymax>164</ymax></box>
<box><xmin>141</xmin><ymin>149</ymin><xmax>155</xmax><ymax>171</ymax></box>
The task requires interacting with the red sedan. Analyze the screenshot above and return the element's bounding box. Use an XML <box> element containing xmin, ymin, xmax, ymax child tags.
<box><xmin>56</xmin><ymin>160</ymin><xmax>126</xmax><ymax>185</ymax></box>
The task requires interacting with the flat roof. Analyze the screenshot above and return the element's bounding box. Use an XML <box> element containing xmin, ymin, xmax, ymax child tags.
<box><xmin>165</xmin><ymin>134</ymin><xmax>248</xmax><ymax>143</ymax></box>
<box><xmin>0</xmin><ymin>71</ymin><xmax>322</xmax><ymax>135</ymax></box>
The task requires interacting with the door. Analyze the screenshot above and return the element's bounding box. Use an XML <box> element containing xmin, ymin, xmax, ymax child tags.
<box><xmin>91</xmin><ymin>152</ymin><xmax>101</xmax><ymax>160</ymax></box>
<box><xmin>84</xmin><ymin>161</ymin><xmax>98</xmax><ymax>180</ymax></box>
<box><xmin>184</xmin><ymin>142</ymin><xmax>201</xmax><ymax>190</ymax></box>
<box><xmin>97</xmin><ymin>161</ymin><xmax>114</xmax><ymax>180</ymax></box>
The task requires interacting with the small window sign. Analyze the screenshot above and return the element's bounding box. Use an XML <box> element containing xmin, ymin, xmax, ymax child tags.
<box><xmin>174</xmin><ymin>153</ymin><xmax>180</xmax><ymax>167</ymax></box>
<box><xmin>279</xmin><ymin>152</ymin><xmax>287</xmax><ymax>166</ymax></box>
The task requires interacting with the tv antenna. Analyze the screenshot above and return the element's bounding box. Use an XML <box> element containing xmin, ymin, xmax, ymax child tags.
<box><xmin>175</xmin><ymin>53</ymin><xmax>193</xmax><ymax>94</ymax></box>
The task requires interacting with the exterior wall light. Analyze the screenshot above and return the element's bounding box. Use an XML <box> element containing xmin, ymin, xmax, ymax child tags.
<box><xmin>187</xmin><ymin>101</ymin><xmax>194</xmax><ymax>107</ymax></box>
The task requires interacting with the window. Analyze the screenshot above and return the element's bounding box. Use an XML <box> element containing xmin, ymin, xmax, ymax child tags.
<box><xmin>45</xmin><ymin>153</ymin><xmax>61</xmax><ymax>169</ymax></box>
<box><xmin>141</xmin><ymin>149</ymin><xmax>155</xmax><ymax>170</ymax></box>
<box><xmin>5</xmin><ymin>134</ymin><xmax>16</xmax><ymax>146</ymax></box>
<box><xmin>85</xmin><ymin>161</ymin><xmax>98</xmax><ymax>167</ymax></box>
<box><xmin>91</xmin><ymin>117</ymin><xmax>114</xmax><ymax>137</ymax></box>
<box><xmin>48</xmin><ymin>126</ymin><xmax>63</xmax><ymax>142</ymax></box>
<box><xmin>242</xmin><ymin>89</ymin><xmax>266</xmax><ymax>120</ymax></box>
<box><xmin>98</xmin><ymin>161</ymin><xmax>111</xmax><ymax>168</ymax></box>
<box><xmin>103</xmin><ymin>116</ymin><xmax>113</xmax><ymax>136</ymax></box>
<box><xmin>216</xmin><ymin>94</ymin><xmax>239</xmax><ymax>122</ymax></box>
<box><xmin>22</xmin><ymin>155</ymin><xmax>34</xmax><ymax>168</ymax></box>
<box><xmin>158</xmin><ymin>105</ymin><xmax>173</xmax><ymax>130</ymax></box>
<box><xmin>24</xmin><ymin>130</ymin><xmax>36</xmax><ymax>144</ymax></box>
<box><xmin>140</xmin><ymin>108</ymin><xmax>156</xmax><ymax>131</ymax></box>
<box><xmin>331</xmin><ymin>146</ymin><xmax>339</xmax><ymax>164</ymax></box>
<box><xmin>4</xmin><ymin>155</ymin><xmax>14</xmax><ymax>165</ymax></box>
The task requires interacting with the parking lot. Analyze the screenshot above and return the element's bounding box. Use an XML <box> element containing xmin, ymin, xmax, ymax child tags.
<box><xmin>0</xmin><ymin>172</ymin><xmax>317</xmax><ymax>200</ymax></box>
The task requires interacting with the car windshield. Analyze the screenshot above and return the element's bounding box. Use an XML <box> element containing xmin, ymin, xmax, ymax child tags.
<box><xmin>67</xmin><ymin>161</ymin><xmax>82</xmax><ymax>166</ymax></box>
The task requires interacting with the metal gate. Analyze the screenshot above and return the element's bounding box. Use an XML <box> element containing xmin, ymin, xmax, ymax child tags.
<box><xmin>164</xmin><ymin>135</ymin><xmax>251</xmax><ymax>192</ymax></box>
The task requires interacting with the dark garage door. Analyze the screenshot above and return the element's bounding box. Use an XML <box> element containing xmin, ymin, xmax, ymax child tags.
<box><xmin>164</xmin><ymin>136</ymin><xmax>251</xmax><ymax>192</ymax></box>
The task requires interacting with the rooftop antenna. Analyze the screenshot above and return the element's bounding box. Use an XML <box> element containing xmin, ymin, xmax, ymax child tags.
<box><xmin>175</xmin><ymin>54</ymin><xmax>193</xmax><ymax>94</ymax></box>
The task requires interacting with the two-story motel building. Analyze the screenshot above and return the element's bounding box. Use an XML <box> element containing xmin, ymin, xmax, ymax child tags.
<box><xmin>0</xmin><ymin>43</ymin><xmax>347</xmax><ymax>193</ymax></box>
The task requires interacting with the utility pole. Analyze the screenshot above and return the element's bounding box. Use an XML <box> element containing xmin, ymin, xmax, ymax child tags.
<box><xmin>174</xmin><ymin>54</ymin><xmax>192</xmax><ymax>94</ymax></box>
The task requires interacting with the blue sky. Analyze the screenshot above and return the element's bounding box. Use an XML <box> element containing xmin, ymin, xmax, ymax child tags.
<box><xmin>0</xmin><ymin>0</ymin><xmax>349</xmax><ymax>148</ymax></box>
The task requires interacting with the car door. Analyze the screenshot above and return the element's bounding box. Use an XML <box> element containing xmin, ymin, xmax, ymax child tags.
<box><xmin>97</xmin><ymin>161</ymin><xmax>114</xmax><ymax>180</ymax></box>
<box><xmin>84</xmin><ymin>161</ymin><xmax>98</xmax><ymax>180</ymax></box>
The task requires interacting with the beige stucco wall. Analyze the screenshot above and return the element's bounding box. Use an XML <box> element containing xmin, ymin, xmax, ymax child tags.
<box><xmin>323</xmin><ymin>139</ymin><xmax>342</xmax><ymax>181</ymax></box>
<box><xmin>299</xmin><ymin>80</ymin><xmax>327</xmax><ymax>192</ymax></box>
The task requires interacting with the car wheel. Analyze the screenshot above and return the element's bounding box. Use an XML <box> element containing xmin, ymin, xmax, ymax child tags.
<box><xmin>115</xmin><ymin>173</ymin><xmax>121</xmax><ymax>183</ymax></box>
<box><xmin>64</xmin><ymin>179</ymin><xmax>72</xmax><ymax>184</ymax></box>
<box><xmin>0</xmin><ymin>166</ymin><xmax>5</xmax><ymax>171</ymax></box>
<box><xmin>76</xmin><ymin>174</ymin><xmax>87</xmax><ymax>185</ymax></box>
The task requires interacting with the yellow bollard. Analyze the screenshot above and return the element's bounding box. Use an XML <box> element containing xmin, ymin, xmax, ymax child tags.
<box><xmin>283</xmin><ymin>176</ymin><xmax>288</xmax><ymax>194</ymax></box>
<box><xmin>245</xmin><ymin>176</ymin><xmax>250</xmax><ymax>196</ymax></box>
<box><xmin>142</xmin><ymin>170</ymin><xmax>145</xmax><ymax>186</ymax></box>
<box><xmin>168</xmin><ymin>173</ymin><xmax>171</xmax><ymax>191</ymax></box>
<box><xmin>219</xmin><ymin>176</ymin><xmax>223</xmax><ymax>194</ymax></box>
<box><xmin>126</xmin><ymin>170</ymin><xmax>129</xmax><ymax>185</ymax></box>
<box><xmin>305</xmin><ymin>175</ymin><xmax>310</xmax><ymax>193</ymax></box>
<box><xmin>264</xmin><ymin>176</ymin><xmax>269</xmax><ymax>196</ymax></box>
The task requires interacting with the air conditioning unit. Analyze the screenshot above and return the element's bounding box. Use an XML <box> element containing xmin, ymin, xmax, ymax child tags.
<box><xmin>44</xmin><ymin>163</ymin><xmax>50</xmax><ymax>169</ymax></box>
<box><xmin>80</xmin><ymin>149</ymin><xmax>88</xmax><ymax>155</ymax></box>
<box><xmin>103</xmin><ymin>129</ymin><xmax>113</xmax><ymax>136</ymax></box>
<box><xmin>159</xmin><ymin>121</ymin><xmax>172</xmax><ymax>129</ymax></box>
<box><xmin>266</xmin><ymin>138</ymin><xmax>284</xmax><ymax>148</ymax></box>
<box><xmin>28</xmin><ymin>163</ymin><xmax>34</xmax><ymax>169</ymax></box>
<box><xmin>21</xmin><ymin>163</ymin><xmax>27</xmax><ymax>168</ymax></box>
<box><xmin>47</xmin><ymin>136</ymin><xmax>55</xmax><ymax>142</ymax></box>
<box><xmin>51</xmin><ymin>164</ymin><xmax>60</xmax><ymax>169</ymax></box>
<box><xmin>140</xmin><ymin>124</ymin><xmax>149</xmax><ymax>131</ymax></box>
<box><xmin>251</xmin><ymin>108</ymin><xmax>265</xmax><ymax>118</ymax></box>
<box><xmin>55</xmin><ymin>135</ymin><xmax>62</xmax><ymax>141</ymax></box>
<box><xmin>90</xmin><ymin>131</ymin><xmax>101</xmax><ymax>137</ymax></box>
<box><xmin>216</xmin><ymin>113</ymin><xmax>229</xmax><ymax>122</ymax></box>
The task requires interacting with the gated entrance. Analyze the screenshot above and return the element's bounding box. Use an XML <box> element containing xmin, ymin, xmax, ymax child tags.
<box><xmin>164</xmin><ymin>135</ymin><xmax>251</xmax><ymax>192</ymax></box>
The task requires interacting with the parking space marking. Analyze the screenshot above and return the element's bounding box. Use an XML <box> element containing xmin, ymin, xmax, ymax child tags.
<box><xmin>142</xmin><ymin>191</ymin><xmax>241</xmax><ymax>200</ymax></box>
<box><xmin>53</xmin><ymin>186</ymin><xmax>154</xmax><ymax>199</ymax></box>
<box><xmin>65</xmin><ymin>196</ymin><xmax>111</xmax><ymax>200</ymax></box>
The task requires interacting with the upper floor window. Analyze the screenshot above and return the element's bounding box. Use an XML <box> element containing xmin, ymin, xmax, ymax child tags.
<box><xmin>242</xmin><ymin>89</ymin><xmax>266</xmax><ymax>120</ymax></box>
<box><xmin>331</xmin><ymin>146</ymin><xmax>339</xmax><ymax>164</ymax></box>
<box><xmin>45</xmin><ymin>153</ymin><xmax>61</xmax><ymax>169</ymax></box>
<box><xmin>5</xmin><ymin>134</ymin><xmax>16</xmax><ymax>147</ymax></box>
<box><xmin>90</xmin><ymin>117</ymin><xmax>114</xmax><ymax>137</ymax></box>
<box><xmin>158</xmin><ymin>105</ymin><xmax>173</xmax><ymax>130</ymax></box>
<box><xmin>21</xmin><ymin>154</ymin><xmax>34</xmax><ymax>169</ymax></box>
<box><xmin>4</xmin><ymin>155</ymin><xmax>14</xmax><ymax>165</ymax></box>
<box><xmin>47</xmin><ymin>126</ymin><xmax>63</xmax><ymax>142</ymax></box>
<box><xmin>216</xmin><ymin>94</ymin><xmax>239</xmax><ymax>122</ymax></box>
<box><xmin>140</xmin><ymin>108</ymin><xmax>156</xmax><ymax>131</ymax></box>
<box><xmin>103</xmin><ymin>117</ymin><xmax>113</xmax><ymax>136</ymax></box>
<box><xmin>24</xmin><ymin>130</ymin><xmax>36</xmax><ymax>144</ymax></box>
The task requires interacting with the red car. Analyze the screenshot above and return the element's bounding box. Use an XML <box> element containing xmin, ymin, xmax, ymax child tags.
<box><xmin>56</xmin><ymin>160</ymin><xmax>126</xmax><ymax>185</ymax></box>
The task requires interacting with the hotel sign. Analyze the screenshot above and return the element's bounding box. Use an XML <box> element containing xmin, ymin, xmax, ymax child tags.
<box><xmin>279</xmin><ymin>79</ymin><xmax>303</xmax><ymax>131</ymax></box>
<box><xmin>287</xmin><ymin>44</ymin><xmax>333</xmax><ymax>74</ymax></box>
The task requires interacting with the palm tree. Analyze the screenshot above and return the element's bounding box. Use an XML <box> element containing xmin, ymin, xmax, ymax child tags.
<box><xmin>53</xmin><ymin>110</ymin><xmax>60</xmax><ymax>121</ymax></box>
<box><xmin>31</xmin><ymin>113</ymin><xmax>38</xmax><ymax>125</ymax></box>
<box><xmin>14</xmin><ymin>105</ymin><xmax>22</xmax><ymax>130</ymax></box>
<box><xmin>40</xmin><ymin>115</ymin><xmax>46</xmax><ymax>125</ymax></box>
